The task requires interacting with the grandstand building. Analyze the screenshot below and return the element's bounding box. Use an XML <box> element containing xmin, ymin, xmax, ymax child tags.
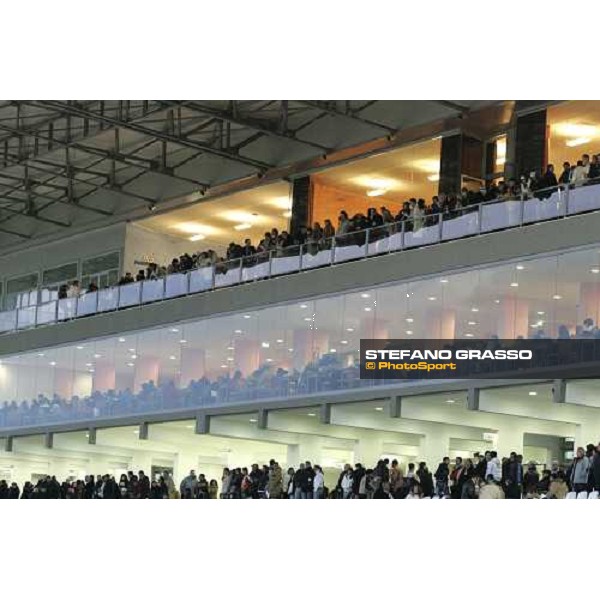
<box><xmin>1</xmin><ymin>99</ymin><xmax>600</xmax><ymax>491</ymax></box>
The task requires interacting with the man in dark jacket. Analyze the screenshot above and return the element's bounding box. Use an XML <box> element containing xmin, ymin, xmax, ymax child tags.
<box><xmin>434</xmin><ymin>457</ymin><xmax>450</xmax><ymax>497</ymax></box>
<box><xmin>138</xmin><ymin>470</ymin><xmax>150</xmax><ymax>499</ymax></box>
<box><xmin>593</xmin><ymin>443</ymin><xmax>600</xmax><ymax>491</ymax></box>
<box><xmin>505</xmin><ymin>452</ymin><xmax>523</xmax><ymax>499</ymax></box>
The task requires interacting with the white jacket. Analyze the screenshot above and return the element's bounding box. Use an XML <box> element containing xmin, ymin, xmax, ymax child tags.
<box><xmin>485</xmin><ymin>457</ymin><xmax>502</xmax><ymax>482</ymax></box>
<box><xmin>313</xmin><ymin>471</ymin><xmax>324</xmax><ymax>491</ymax></box>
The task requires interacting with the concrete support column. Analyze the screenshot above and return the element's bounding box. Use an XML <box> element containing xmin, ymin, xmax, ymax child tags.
<box><xmin>496</xmin><ymin>426</ymin><xmax>524</xmax><ymax>457</ymax></box>
<box><xmin>419</xmin><ymin>425</ymin><xmax>450</xmax><ymax>465</ymax></box>
<box><xmin>295</xmin><ymin>435</ymin><xmax>323</xmax><ymax>466</ymax></box>
<box><xmin>292</xmin><ymin>330</ymin><xmax>330</xmax><ymax>371</ymax></box>
<box><xmin>174</xmin><ymin>450</ymin><xmax>199</xmax><ymax>484</ymax></box>
<box><xmin>93</xmin><ymin>361</ymin><xmax>116</xmax><ymax>393</ymax></box>
<box><xmin>180</xmin><ymin>348</ymin><xmax>206</xmax><ymax>387</ymax></box>
<box><xmin>234</xmin><ymin>340</ymin><xmax>260</xmax><ymax>376</ymax></box>
<box><xmin>498</xmin><ymin>296</ymin><xmax>529</xmax><ymax>339</ymax></box>
<box><xmin>133</xmin><ymin>356</ymin><xmax>160</xmax><ymax>393</ymax></box>
<box><xmin>353</xmin><ymin>431</ymin><xmax>383</xmax><ymax>466</ymax></box>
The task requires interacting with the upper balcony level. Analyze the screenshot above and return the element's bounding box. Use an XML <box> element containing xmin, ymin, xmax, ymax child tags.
<box><xmin>2</xmin><ymin>179</ymin><xmax>600</xmax><ymax>341</ymax></box>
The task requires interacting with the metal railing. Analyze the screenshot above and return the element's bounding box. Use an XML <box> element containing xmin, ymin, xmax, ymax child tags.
<box><xmin>1</xmin><ymin>180</ymin><xmax>599</xmax><ymax>336</ymax></box>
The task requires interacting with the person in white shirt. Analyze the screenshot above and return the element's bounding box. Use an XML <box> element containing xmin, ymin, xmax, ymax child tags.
<box><xmin>570</xmin><ymin>156</ymin><xmax>590</xmax><ymax>185</ymax></box>
<box><xmin>313</xmin><ymin>465</ymin><xmax>325</xmax><ymax>499</ymax></box>
<box><xmin>485</xmin><ymin>451</ymin><xmax>502</xmax><ymax>482</ymax></box>
<box><xmin>340</xmin><ymin>469</ymin><xmax>353</xmax><ymax>499</ymax></box>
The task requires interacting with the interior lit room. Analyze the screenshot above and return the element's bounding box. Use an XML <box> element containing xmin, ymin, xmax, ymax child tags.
<box><xmin>310</xmin><ymin>137</ymin><xmax>441</xmax><ymax>225</ymax></box>
<box><xmin>547</xmin><ymin>101</ymin><xmax>600</xmax><ymax>168</ymax></box>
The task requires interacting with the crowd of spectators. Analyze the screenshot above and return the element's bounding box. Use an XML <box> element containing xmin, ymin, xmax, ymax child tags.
<box><xmin>3</xmin><ymin>317</ymin><xmax>600</xmax><ymax>430</ymax></box>
<box><xmin>24</xmin><ymin>152</ymin><xmax>600</xmax><ymax>305</ymax></box>
<box><xmin>3</xmin><ymin>444</ymin><xmax>600</xmax><ymax>499</ymax></box>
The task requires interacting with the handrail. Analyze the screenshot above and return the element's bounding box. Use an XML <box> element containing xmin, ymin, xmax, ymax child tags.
<box><xmin>2</xmin><ymin>179</ymin><xmax>600</xmax><ymax>336</ymax></box>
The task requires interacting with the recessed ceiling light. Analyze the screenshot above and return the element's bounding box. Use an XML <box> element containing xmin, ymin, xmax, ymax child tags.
<box><xmin>406</xmin><ymin>317</ymin><xmax>414</xmax><ymax>323</ymax></box>
<box><xmin>76</xmin><ymin>345</ymin><xmax>84</xmax><ymax>350</ymax></box>
<box><xmin>226</xmin><ymin>357</ymin><xmax>234</xmax><ymax>361</ymax></box>
<box><xmin>221</xmin><ymin>364</ymin><xmax>228</xmax><ymax>368</ymax></box>
<box><xmin>300</xmin><ymin>304</ymin><xmax>308</xmax><ymax>309</ymax></box>
<box><xmin>307</xmin><ymin>412</ymin><xmax>316</xmax><ymax>417</ymax></box>
<box><xmin>94</xmin><ymin>354</ymin><xmax>101</xmax><ymax>358</ymax></box>
<box><xmin>367</xmin><ymin>188</ymin><xmax>387</xmax><ymax>197</ymax></box>
<box><xmin>364</xmin><ymin>307</ymin><xmax>372</xmax><ymax>312</ymax></box>
<box><xmin>510</xmin><ymin>282</ymin><xmax>519</xmax><ymax>287</ymax></box>
<box><xmin>346</xmin><ymin>327</ymin><xmax>354</xmax><ymax>332</ymax></box>
<box><xmin>249</xmin><ymin>418</ymin><xmax>257</xmax><ymax>423</ymax></box>
<box><xmin>85</xmin><ymin>363</ymin><xmax>92</xmax><ymax>367</ymax></box>
<box><xmin>405</xmin><ymin>330</ymin><xmax>413</xmax><ymax>335</ymax></box>
<box><xmin>494</xmin><ymin>299</ymin><xmax>501</xmax><ymax>304</ymax></box>
<box><xmin>189</xmin><ymin>234</ymin><xmax>206</xmax><ymax>241</ymax></box>
<box><xmin>340</xmin><ymin>340</ymin><xmax>348</xmax><ymax>345</ymax></box>
<box><xmin>304</xmin><ymin>317</ymin><xmax>312</xmax><ymax>321</ymax></box>
<box><xmin>360</xmin><ymin>293</ymin><xmax>371</xmax><ymax>299</ymax></box>
<box><xmin>227</xmin><ymin>346</ymin><xmax>235</xmax><ymax>351</ymax></box>
<box><xmin>186</xmin><ymin>425</ymin><xmax>194</xmax><ymax>429</ymax></box>
<box><xmin>276</xmin><ymin>339</ymin><xmax>284</xmax><ymax>343</ymax></box>
<box><xmin>537</xmin><ymin>311</ymin><xmax>545</xmax><ymax>316</ymax></box>
<box><xmin>234</xmin><ymin>223</ymin><xmax>252</xmax><ymax>231</ymax></box>
<box><xmin>516</xmin><ymin>265</ymin><xmax>524</xmax><ymax>270</ymax></box>
<box><xmin>180</xmin><ymin>339</ymin><xmax>187</xmax><ymax>344</ymax></box>
<box><xmin>133</xmin><ymin>430</ymin><xmax>139</xmax><ymax>435</ymax></box>
<box><xmin>566</xmin><ymin>137</ymin><xmax>591</xmax><ymax>147</ymax></box>
<box><xmin>49</xmin><ymin>361</ymin><xmax>56</xmax><ymax>366</ymax></box>
<box><xmin>234</xmin><ymin>329</ymin><xmax>242</xmax><ymax>334</ymax></box>
<box><xmin>266</xmin><ymin>358</ymin><xmax>273</xmax><ymax>362</ymax></box>
<box><xmin>591</xmin><ymin>268</ymin><xmax>600</xmax><ymax>274</ymax></box>
<box><xmin>170</xmin><ymin>328</ymin><xmax>179</xmax><ymax>333</ymax></box>
<box><xmin>261</xmin><ymin>342</ymin><xmax>270</xmax><ymax>348</ymax></box>
<box><xmin>467</xmin><ymin>321</ymin><xmax>477</xmax><ymax>326</ymax></box>
<box><xmin>553</xmin><ymin>294</ymin><xmax>562</xmax><ymax>300</ymax></box>
<box><xmin>130</xmin><ymin>354</ymin><xmax>137</xmax><ymax>360</ymax></box>
<box><xmin>427</xmin><ymin>296</ymin><xmax>437</xmax><ymax>301</ymax></box>
<box><xmin>118</xmin><ymin>338</ymin><xmax>126</xmax><ymax>343</ymax></box>
<box><xmin>375</xmin><ymin>407</ymin><xmax>383</xmax><ymax>411</ymax></box>
<box><xmin>243</xmin><ymin>315</ymin><xmax>251</xmax><ymax>319</ymax></box>
<box><xmin>471</xmin><ymin>307</ymin><xmax>479</xmax><ymax>312</ymax></box>
<box><xmin>88</xmin><ymin>369</ymin><xmax>95</xmax><ymax>373</ymax></box>
<box><xmin>440</xmin><ymin>278</ymin><xmax>448</xmax><ymax>283</ymax></box>
<box><xmin>37</xmin><ymin>353</ymin><xmax>45</xmax><ymax>357</ymax></box>
<box><xmin>169</xmin><ymin>355</ymin><xmax>176</xmax><ymax>360</ymax></box>
<box><xmin>127</xmin><ymin>362</ymin><xmax>134</xmax><ymax>367</ymax></box>
<box><xmin>329</xmin><ymin>348</ymin><xmax>337</xmax><ymax>353</ymax></box>
<box><xmin>288</xmin><ymin>348</ymin><xmax>294</xmax><ymax>352</ymax></box>
<box><xmin>446</xmin><ymin>399</ymin><xmax>455</xmax><ymax>404</ymax></box>
<box><xmin>128</xmin><ymin>348</ymin><xmax>135</xmax><ymax>352</ymax></box>
<box><xmin>528</xmin><ymin>391</ymin><xmax>538</xmax><ymax>396</ymax></box>
<box><xmin>464</xmin><ymin>333</ymin><xmax>474</xmax><ymax>338</ymax></box>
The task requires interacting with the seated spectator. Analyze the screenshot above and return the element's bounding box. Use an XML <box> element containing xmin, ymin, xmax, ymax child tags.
<box><xmin>118</xmin><ymin>272</ymin><xmax>134</xmax><ymax>285</ymax></box>
<box><xmin>135</xmin><ymin>269</ymin><xmax>146</xmax><ymax>282</ymax></box>
<box><xmin>559</xmin><ymin>161</ymin><xmax>571</xmax><ymax>185</ymax></box>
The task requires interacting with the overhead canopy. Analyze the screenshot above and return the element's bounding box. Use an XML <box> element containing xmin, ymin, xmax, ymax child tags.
<box><xmin>0</xmin><ymin>100</ymin><xmax>497</xmax><ymax>249</ymax></box>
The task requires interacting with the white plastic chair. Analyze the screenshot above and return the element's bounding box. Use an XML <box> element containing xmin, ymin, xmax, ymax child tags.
<box><xmin>577</xmin><ymin>491</ymin><xmax>589</xmax><ymax>499</ymax></box>
<box><xmin>565</xmin><ymin>492</ymin><xmax>577</xmax><ymax>499</ymax></box>
<box><xmin>588</xmin><ymin>491</ymin><xmax>599</xmax><ymax>500</ymax></box>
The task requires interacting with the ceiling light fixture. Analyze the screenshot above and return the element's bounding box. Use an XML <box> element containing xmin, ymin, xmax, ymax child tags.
<box><xmin>566</xmin><ymin>137</ymin><xmax>591</xmax><ymax>147</ymax></box>
<box><xmin>528</xmin><ymin>391</ymin><xmax>538</xmax><ymax>396</ymax></box>
<box><xmin>553</xmin><ymin>294</ymin><xmax>562</xmax><ymax>300</ymax></box>
<box><xmin>234</xmin><ymin>223</ymin><xmax>252</xmax><ymax>231</ymax></box>
<box><xmin>375</xmin><ymin>407</ymin><xmax>383</xmax><ymax>411</ymax></box>
<box><xmin>367</xmin><ymin>188</ymin><xmax>388</xmax><ymax>197</ymax></box>
<box><xmin>406</xmin><ymin>330</ymin><xmax>413</xmax><ymax>335</ymax></box>
<box><xmin>360</xmin><ymin>293</ymin><xmax>371</xmax><ymax>298</ymax></box>
<box><xmin>591</xmin><ymin>267</ymin><xmax>600</xmax><ymax>274</ymax></box>
<box><xmin>261</xmin><ymin>342</ymin><xmax>270</xmax><ymax>348</ymax></box>
<box><xmin>189</xmin><ymin>234</ymin><xmax>206</xmax><ymax>242</ymax></box>
<box><xmin>516</xmin><ymin>265</ymin><xmax>524</xmax><ymax>270</ymax></box>
<box><xmin>510</xmin><ymin>282</ymin><xmax>519</xmax><ymax>287</ymax></box>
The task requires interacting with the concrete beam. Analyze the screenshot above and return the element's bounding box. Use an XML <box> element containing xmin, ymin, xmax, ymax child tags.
<box><xmin>44</xmin><ymin>432</ymin><xmax>54</xmax><ymax>449</ymax></box>
<box><xmin>319</xmin><ymin>403</ymin><xmax>332</xmax><ymax>425</ymax></box>
<box><xmin>87</xmin><ymin>427</ymin><xmax>97</xmax><ymax>444</ymax></box>
<box><xmin>389</xmin><ymin>395</ymin><xmax>402</xmax><ymax>418</ymax></box>
<box><xmin>553</xmin><ymin>379</ymin><xmax>566</xmax><ymax>404</ymax></box>
<box><xmin>467</xmin><ymin>387</ymin><xmax>480</xmax><ymax>411</ymax></box>
<box><xmin>4</xmin><ymin>437</ymin><xmax>13</xmax><ymax>452</ymax></box>
<box><xmin>195</xmin><ymin>413</ymin><xmax>210</xmax><ymax>435</ymax></box>
<box><xmin>257</xmin><ymin>409</ymin><xmax>268</xmax><ymax>430</ymax></box>
<box><xmin>139</xmin><ymin>422</ymin><xmax>149</xmax><ymax>440</ymax></box>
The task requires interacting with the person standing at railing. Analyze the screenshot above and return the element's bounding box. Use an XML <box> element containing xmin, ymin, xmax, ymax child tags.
<box><xmin>558</xmin><ymin>161</ymin><xmax>571</xmax><ymax>185</ymax></box>
<box><xmin>588</xmin><ymin>154</ymin><xmax>600</xmax><ymax>180</ymax></box>
<box><xmin>537</xmin><ymin>164</ymin><xmax>558</xmax><ymax>199</ymax></box>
